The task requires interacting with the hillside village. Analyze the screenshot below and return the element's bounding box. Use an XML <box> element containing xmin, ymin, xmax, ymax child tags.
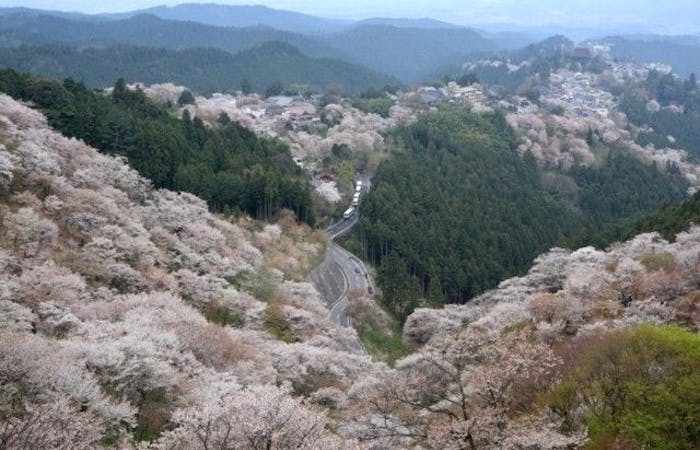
<box><xmin>128</xmin><ymin>44</ymin><xmax>700</xmax><ymax>208</ymax></box>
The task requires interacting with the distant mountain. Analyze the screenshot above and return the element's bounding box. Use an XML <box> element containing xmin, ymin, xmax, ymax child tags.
<box><xmin>602</xmin><ymin>36</ymin><xmax>700</xmax><ymax>76</ymax></box>
<box><xmin>477</xmin><ymin>22</ymin><xmax>656</xmax><ymax>42</ymax></box>
<box><xmin>618</xmin><ymin>33</ymin><xmax>700</xmax><ymax>46</ymax></box>
<box><xmin>0</xmin><ymin>13</ymin><xmax>339</xmax><ymax>59</ymax></box>
<box><xmin>323</xmin><ymin>25</ymin><xmax>497</xmax><ymax>83</ymax></box>
<box><xmin>437</xmin><ymin>35</ymin><xmax>576</xmax><ymax>93</ymax></box>
<box><xmin>0</xmin><ymin>42</ymin><xmax>398</xmax><ymax>94</ymax></box>
<box><xmin>0</xmin><ymin>6</ymin><xmax>98</xmax><ymax>22</ymax></box>
<box><xmin>475</xmin><ymin>30</ymin><xmax>540</xmax><ymax>51</ymax></box>
<box><xmin>1</xmin><ymin>4</ymin><xmax>468</xmax><ymax>34</ymax></box>
<box><xmin>511</xmin><ymin>34</ymin><xmax>574</xmax><ymax>61</ymax></box>
<box><xmin>106</xmin><ymin>3</ymin><xmax>348</xmax><ymax>34</ymax></box>
<box><xmin>353</xmin><ymin>17</ymin><xmax>461</xmax><ymax>29</ymax></box>
<box><xmin>230</xmin><ymin>41</ymin><xmax>399</xmax><ymax>93</ymax></box>
<box><xmin>0</xmin><ymin>11</ymin><xmax>500</xmax><ymax>83</ymax></box>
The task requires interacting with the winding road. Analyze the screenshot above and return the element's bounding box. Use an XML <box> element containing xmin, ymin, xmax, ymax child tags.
<box><xmin>308</xmin><ymin>178</ymin><xmax>373</xmax><ymax>354</ymax></box>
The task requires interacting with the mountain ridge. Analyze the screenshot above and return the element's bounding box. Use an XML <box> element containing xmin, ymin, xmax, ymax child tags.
<box><xmin>0</xmin><ymin>12</ymin><xmax>341</xmax><ymax>58</ymax></box>
<box><xmin>103</xmin><ymin>3</ymin><xmax>350</xmax><ymax>33</ymax></box>
<box><xmin>0</xmin><ymin>41</ymin><xmax>398</xmax><ymax>94</ymax></box>
<box><xmin>0</xmin><ymin>10</ymin><xmax>500</xmax><ymax>83</ymax></box>
<box><xmin>601</xmin><ymin>35</ymin><xmax>700</xmax><ymax>76</ymax></box>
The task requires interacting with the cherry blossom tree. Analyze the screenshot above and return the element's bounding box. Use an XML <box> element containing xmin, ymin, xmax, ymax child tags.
<box><xmin>156</xmin><ymin>383</ymin><xmax>344</xmax><ymax>450</ymax></box>
<box><xmin>351</xmin><ymin>328</ymin><xmax>582</xmax><ymax>449</ymax></box>
<box><xmin>0</xmin><ymin>398</ymin><xmax>103</xmax><ymax>450</ymax></box>
<box><xmin>0</xmin><ymin>149</ymin><xmax>15</xmax><ymax>191</ymax></box>
<box><xmin>6</xmin><ymin>207</ymin><xmax>58</xmax><ymax>257</ymax></box>
<box><xmin>0</xmin><ymin>300</ymin><xmax>36</xmax><ymax>333</ymax></box>
<box><xmin>6</xmin><ymin>261</ymin><xmax>86</xmax><ymax>309</ymax></box>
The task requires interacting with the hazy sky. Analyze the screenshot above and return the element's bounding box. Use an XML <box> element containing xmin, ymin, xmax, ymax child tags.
<box><xmin>3</xmin><ymin>1</ymin><xmax>700</xmax><ymax>32</ymax></box>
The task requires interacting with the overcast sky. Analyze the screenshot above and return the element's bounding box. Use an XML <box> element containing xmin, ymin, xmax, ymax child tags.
<box><xmin>2</xmin><ymin>1</ymin><xmax>699</xmax><ymax>32</ymax></box>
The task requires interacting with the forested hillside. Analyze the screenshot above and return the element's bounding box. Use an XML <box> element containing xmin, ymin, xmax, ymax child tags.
<box><xmin>323</xmin><ymin>25</ymin><xmax>496</xmax><ymax>82</ymax></box>
<box><xmin>0</xmin><ymin>13</ymin><xmax>336</xmax><ymax>58</ymax></box>
<box><xmin>628</xmin><ymin>190</ymin><xmax>700</xmax><ymax>241</ymax></box>
<box><xmin>0</xmin><ymin>42</ymin><xmax>397</xmax><ymax>94</ymax></box>
<box><xmin>568</xmin><ymin>149</ymin><xmax>687</xmax><ymax>226</ymax></box>
<box><xmin>395</xmin><ymin>233</ymin><xmax>700</xmax><ymax>449</ymax></box>
<box><xmin>605</xmin><ymin>36</ymin><xmax>700</xmax><ymax>77</ymax></box>
<box><xmin>110</xmin><ymin>3</ymin><xmax>347</xmax><ymax>33</ymax></box>
<box><xmin>2</xmin><ymin>90</ymin><xmax>697</xmax><ymax>449</ymax></box>
<box><xmin>230</xmin><ymin>41</ymin><xmax>398</xmax><ymax>94</ymax></box>
<box><xmin>0</xmin><ymin>92</ymin><xmax>371</xmax><ymax>447</ymax></box>
<box><xmin>353</xmin><ymin>108</ymin><xmax>688</xmax><ymax>322</ymax></box>
<box><xmin>0</xmin><ymin>11</ymin><xmax>501</xmax><ymax>84</ymax></box>
<box><xmin>0</xmin><ymin>69</ymin><xmax>315</xmax><ymax>223</ymax></box>
<box><xmin>454</xmin><ymin>36</ymin><xmax>607</xmax><ymax>94</ymax></box>
<box><xmin>1</xmin><ymin>5</ymin><xmax>699</xmax><ymax>449</ymax></box>
<box><xmin>619</xmin><ymin>70</ymin><xmax>700</xmax><ymax>158</ymax></box>
<box><xmin>353</xmin><ymin>109</ymin><xmax>579</xmax><ymax>321</ymax></box>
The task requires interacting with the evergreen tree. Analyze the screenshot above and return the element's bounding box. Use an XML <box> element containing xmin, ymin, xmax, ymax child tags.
<box><xmin>239</xmin><ymin>78</ymin><xmax>252</xmax><ymax>95</ymax></box>
<box><xmin>0</xmin><ymin>69</ymin><xmax>315</xmax><ymax>225</ymax></box>
<box><xmin>178</xmin><ymin>89</ymin><xmax>195</xmax><ymax>106</ymax></box>
<box><xmin>265</xmin><ymin>81</ymin><xmax>284</xmax><ymax>98</ymax></box>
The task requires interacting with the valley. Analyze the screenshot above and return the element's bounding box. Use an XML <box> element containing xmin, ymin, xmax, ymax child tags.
<box><xmin>0</xmin><ymin>2</ymin><xmax>699</xmax><ymax>449</ymax></box>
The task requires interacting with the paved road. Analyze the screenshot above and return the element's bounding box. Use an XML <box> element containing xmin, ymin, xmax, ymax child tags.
<box><xmin>326</xmin><ymin>244</ymin><xmax>372</xmax><ymax>327</ymax></box>
<box><xmin>308</xmin><ymin>177</ymin><xmax>373</xmax><ymax>353</ymax></box>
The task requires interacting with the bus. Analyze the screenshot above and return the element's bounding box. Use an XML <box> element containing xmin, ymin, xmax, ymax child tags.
<box><xmin>343</xmin><ymin>207</ymin><xmax>355</xmax><ymax>219</ymax></box>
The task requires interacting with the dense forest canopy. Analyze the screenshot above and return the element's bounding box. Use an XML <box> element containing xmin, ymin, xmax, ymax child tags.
<box><xmin>352</xmin><ymin>108</ymin><xmax>688</xmax><ymax>322</ymax></box>
<box><xmin>352</xmin><ymin>109</ymin><xmax>580</xmax><ymax>321</ymax></box>
<box><xmin>568</xmin><ymin>149</ymin><xmax>687</xmax><ymax>225</ymax></box>
<box><xmin>0</xmin><ymin>69</ymin><xmax>315</xmax><ymax>224</ymax></box>
<box><xmin>0</xmin><ymin>42</ymin><xmax>398</xmax><ymax>95</ymax></box>
<box><xmin>627</xmin><ymin>190</ymin><xmax>700</xmax><ymax>241</ymax></box>
<box><xmin>618</xmin><ymin>70</ymin><xmax>700</xmax><ymax>158</ymax></box>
